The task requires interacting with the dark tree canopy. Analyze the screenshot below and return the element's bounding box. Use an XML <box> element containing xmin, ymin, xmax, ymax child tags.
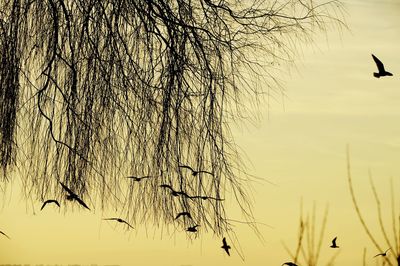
<box><xmin>0</xmin><ymin>0</ymin><xmax>344</xmax><ymax>235</ymax></box>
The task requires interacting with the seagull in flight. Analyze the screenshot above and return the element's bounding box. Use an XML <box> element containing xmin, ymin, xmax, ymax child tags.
<box><xmin>282</xmin><ymin>263</ymin><xmax>298</xmax><ymax>266</ymax></box>
<box><xmin>126</xmin><ymin>175</ymin><xmax>154</xmax><ymax>182</ymax></box>
<box><xmin>160</xmin><ymin>184</ymin><xmax>179</xmax><ymax>196</ymax></box>
<box><xmin>175</xmin><ymin>211</ymin><xmax>192</xmax><ymax>220</ymax></box>
<box><xmin>330</xmin><ymin>237</ymin><xmax>339</xmax><ymax>248</ymax></box>
<box><xmin>40</xmin><ymin>199</ymin><xmax>60</xmax><ymax>210</ymax></box>
<box><xmin>221</xmin><ymin>237</ymin><xmax>231</xmax><ymax>256</ymax></box>
<box><xmin>0</xmin><ymin>230</ymin><xmax>10</xmax><ymax>239</ymax></box>
<box><xmin>159</xmin><ymin>185</ymin><xmax>222</xmax><ymax>202</ymax></box>
<box><xmin>372</xmin><ymin>54</ymin><xmax>393</xmax><ymax>78</ymax></box>
<box><xmin>188</xmin><ymin>195</ymin><xmax>224</xmax><ymax>201</ymax></box>
<box><xmin>374</xmin><ymin>248</ymin><xmax>391</xmax><ymax>258</ymax></box>
<box><xmin>103</xmin><ymin>218</ymin><xmax>134</xmax><ymax>229</ymax></box>
<box><xmin>159</xmin><ymin>184</ymin><xmax>190</xmax><ymax>197</ymax></box>
<box><xmin>59</xmin><ymin>182</ymin><xmax>91</xmax><ymax>210</ymax></box>
<box><xmin>186</xmin><ymin>225</ymin><xmax>199</xmax><ymax>232</ymax></box>
<box><xmin>178</xmin><ymin>165</ymin><xmax>213</xmax><ymax>176</ymax></box>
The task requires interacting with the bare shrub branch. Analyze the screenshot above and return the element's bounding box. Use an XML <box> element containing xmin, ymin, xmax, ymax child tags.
<box><xmin>347</xmin><ymin>147</ymin><xmax>400</xmax><ymax>266</ymax></box>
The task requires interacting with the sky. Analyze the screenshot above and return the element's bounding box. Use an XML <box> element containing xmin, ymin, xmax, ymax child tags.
<box><xmin>1</xmin><ymin>0</ymin><xmax>400</xmax><ymax>265</ymax></box>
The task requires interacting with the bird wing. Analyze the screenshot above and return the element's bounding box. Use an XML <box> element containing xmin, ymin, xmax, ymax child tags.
<box><xmin>160</xmin><ymin>184</ymin><xmax>174</xmax><ymax>191</ymax></box>
<box><xmin>372</xmin><ymin>54</ymin><xmax>385</xmax><ymax>72</ymax></box>
<box><xmin>75</xmin><ymin>196</ymin><xmax>91</xmax><ymax>210</ymax></box>
<box><xmin>126</xmin><ymin>176</ymin><xmax>139</xmax><ymax>180</ymax></box>
<box><xmin>199</xmin><ymin>196</ymin><xmax>224</xmax><ymax>201</ymax></box>
<box><xmin>59</xmin><ymin>182</ymin><xmax>76</xmax><ymax>196</ymax></box>
<box><xmin>41</xmin><ymin>199</ymin><xmax>60</xmax><ymax>210</ymax></box>
<box><xmin>177</xmin><ymin>191</ymin><xmax>191</xmax><ymax>198</ymax></box>
<box><xmin>179</xmin><ymin>165</ymin><xmax>194</xmax><ymax>172</ymax></box>
<box><xmin>210</xmin><ymin>196</ymin><xmax>224</xmax><ymax>201</ymax></box>
<box><xmin>40</xmin><ymin>201</ymin><xmax>48</xmax><ymax>210</ymax></box>
<box><xmin>332</xmin><ymin>236</ymin><xmax>337</xmax><ymax>245</ymax></box>
<box><xmin>0</xmin><ymin>231</ymin><xmax>10</xmax><ymax>239</ymax></box>
<box><xmin>198</xmin><ymin>170</ymin><xmax>213</xmax><ymax>176</ymax></box>
<box><xmin>175</xmin><ymin>213</ymin><xmax>183</xmax><ymax>219</ymax></box>
<box><xmin>103</xmin><ymin>218</ymin><xmax>119</xmax><ymax>221</ymax></box>
<box><xmin>53</xmin><ymin>200</ymin><xmax>61</xmax><ymax>207</ymax></box>
<box><xmin>225</xmin><ymin>247</ymin><xmax>230</xmax><ymax>256</ymax></box>
<box><xmin>222</xmin><ymin>237</ymin><xmax>227</xmax><ymax>246</ymax></box>
<box><xmin>122</xmin><ymin>220</ymin><xmax>134</xmax><ymax>229</ymax></box>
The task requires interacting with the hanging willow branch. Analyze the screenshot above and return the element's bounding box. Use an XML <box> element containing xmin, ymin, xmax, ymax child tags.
<box><xmin>0</xmin><ymin>0</ymin><xmax>344</xmax><ymax>235</ymax></box>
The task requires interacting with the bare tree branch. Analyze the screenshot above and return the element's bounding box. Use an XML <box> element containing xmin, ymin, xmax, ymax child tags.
<box><xmin>0</xmin><ymin>0</ymin><xmax>345</xmax><ymax>236</ymax></box>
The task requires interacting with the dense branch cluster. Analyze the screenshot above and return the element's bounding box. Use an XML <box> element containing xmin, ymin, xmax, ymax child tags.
<box><xmin>0</xmin><ymin>0</ymin><xmax>343</xmax><ymax>235</ymax></box>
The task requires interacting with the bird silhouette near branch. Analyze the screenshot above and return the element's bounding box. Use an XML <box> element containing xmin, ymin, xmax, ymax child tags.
<box><xmin>0</xmin><ymin>0</ymin><xmax>345</xmax><ymax>242</ymax></box>
<box><xmin>103</xmin><ymin>218</ymin><xmax>134</xmax><ymax>230</ymax></box>
<box><xmin>59</xmin><ymin>182</ymin><xmax>91</xmax><ymax>211</ymax></box>
<box><xmin>40</xmin><ymin>199</ymin><xmax>60</xmax><ymax>211</ymax></box>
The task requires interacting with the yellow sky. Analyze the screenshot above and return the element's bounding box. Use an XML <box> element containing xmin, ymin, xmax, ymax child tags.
<box><xmin>1</xmin><ymin>0</ymin><xmax>400</xmax><ymax>265</ymax></box>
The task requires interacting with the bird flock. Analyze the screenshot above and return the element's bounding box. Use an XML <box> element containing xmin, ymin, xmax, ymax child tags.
<box><xmin>1</xmin><ymin>164</ymin><xmax>232</xmax><ymax>257</ymax></box>
<box><xmin>0</xmin><ymin>56</ymin><xmax>395</xmax><ymax>263</ymax></box>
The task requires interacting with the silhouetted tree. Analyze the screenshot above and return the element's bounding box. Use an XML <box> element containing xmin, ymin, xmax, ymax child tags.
<box><xmin>0</xmin><ymin>0</ymin><xmax>344</xmax><ymax>235</ymax></box>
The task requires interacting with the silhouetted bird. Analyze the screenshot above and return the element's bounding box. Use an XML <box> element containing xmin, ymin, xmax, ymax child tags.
<box><xmin>330</xmin><ymin>237</ymin><xmax>339</xmax><ymax>248</ymax></box>
<box><xmin>372</xmin><ymin>54</ymin><xmax>393</xmax><ymax>78</ymax></box>
<box><xmin>189</xmin><ymin>195</ymin><xmax>224</xmax><ymax>201</ymax></box>
<box><xmin>186</xmin><ymin>225</ymin><xmax>199</xmax><ymax>232</ymax></box>
<box><xmin>160</xmin><ymin>184</ymin><xmax>180</xmax><ymax>196</ymax></box>
<box><xmin>103</xmin><ymin>218</ymin><xmax>134</xmax><ymax>229</ymax></box>
<box><xmin>175</xmin><ymin>212</ymin><xmax>192</xmax><ymax>220</ymax></box>
<box><xmin>221</xmin><ymin>237</ymin><xmax>231</xmax><ymax>256</ymax></box>
<box><xmin>282</xmin><ymin>263</ymin><xmax>298</xmax><ymax>266</ymax></box>
<box><xmin>126</xmin><ymin>175</ymin><xmax>154</xmax><ymax>181</ymax></box>
<box><xmin>373</xmin><ymin>248</ymin><xmax>391</xmax><ymax>258</ymax></box>
<box><xmin>159</xmin><ymin>184</ymin><xmax>190</xmax><ymax>197</ymax></box>
<box><xmin>59</xmin><ymin>182</ymin><xmax>91</xmax><ymax>210</ymax></box>
<box><xmin>178</xmin><ymin>165</ymin><xmax>213</xmax><ymax>176</ymax></box>
<box><xmin>0</xmin><ymin>230</ymin><xmax>10</xmax><ymax>239</ymax></box>
<box><xmin>40</xmin><ymin>199</ymin><xmax>60</xmax><ymax>210</ymax></box>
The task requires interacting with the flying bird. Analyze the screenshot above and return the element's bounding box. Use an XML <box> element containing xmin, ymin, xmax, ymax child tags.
<box><xmin>372</xmin><ymin>54</ymin><xmax>393</xmax><ymax>78</ymax></box>
<box><xmin>330</xmin><ymin>237</ymin><xmax>339</xmax><ymax>248</ymax></box>
<box><xmin>40</xmin><ymin>199</ymin><xmax>60</xmax><ymax>210</ymax></box>
<box><xmin>159</xmin><ymin>184</ymin><xmax>180</xmax><ymax>196</ymax></box>
<box><xmin>103</xmin><ymin>218</ymin><xmax>134</xmax><ymax>229</ymax></box>
<box><xmin>59</xmin><ymin>182</ymin><xmax>91</xmax><ymax>210</ymax></box>
<box><xmin>189</xmin><ymin>195</ymin><xmax>224</xmax><ymax>201</ymax></box>
<box><xmin>0</xmin><ymin>230</ymin><xmax>10</xmax><ymax>239</ymax></box>
<box><xmin>282</xmin><ymin>263</ymin><xmax>298</xmax><ymax>266</ymax></box>
<box><xmin>159</xmin><ymin>184</ymin><xmax>191</xmax><ymax>198</ymax></box>
<box><xmin>186</xmin><ymin>225</ymin><xmax>199</xmax><ymax>232</ymax></box>
<box><xmin>175</xmin><ymin>211</ymin><xmax>192</xmax><ymax>220</ymax></box>
<box><xmin>221</xmin><ymin>237</ymin><xmax>231</xmax><ymax>256</ymax></box>
<box><xmin>178</xmin><ymin>165</ymin><xmax>213</xmax><ymax>176</ymax></box>
<box><xmin>373</xmin><ymin>248</ymin><xmax>391</xmax><ymax>258</ymax></box>
<box><xmin>159</xmin><ymin>185</ymin><xmax>220</xmax><ymax>201</ymax></box>
<box><xmin>126</xmin><ymin>175</ymin><xmax>154</xmax><ymax>182</ymax></box>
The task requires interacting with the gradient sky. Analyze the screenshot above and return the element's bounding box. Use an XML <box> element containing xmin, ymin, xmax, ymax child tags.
<box><xmin>1</xmin><ymin>0</ymin><xmax>400</xmax><ymax>265</ymax></box>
